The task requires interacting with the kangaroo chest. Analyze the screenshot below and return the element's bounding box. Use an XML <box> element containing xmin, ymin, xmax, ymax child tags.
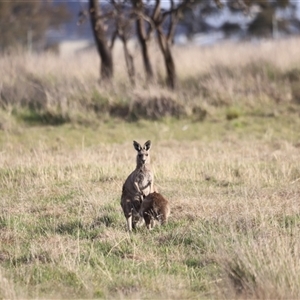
<box><xmin>136</xmin><ymin>169</ymin><xmax>152</xmax><ymax>191</ymax></box>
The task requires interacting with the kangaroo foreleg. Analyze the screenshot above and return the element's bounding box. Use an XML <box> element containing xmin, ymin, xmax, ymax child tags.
<box><xmin>134</xmin><ymin>182</ymin><xmax>144</xmax><ymax>201</ymax></box>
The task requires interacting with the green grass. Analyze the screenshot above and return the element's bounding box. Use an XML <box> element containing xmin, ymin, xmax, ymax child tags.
<box><xmin>1</xmin><ymin>108</ymin><xmax>300</xmax><ymax>149</ymax></box>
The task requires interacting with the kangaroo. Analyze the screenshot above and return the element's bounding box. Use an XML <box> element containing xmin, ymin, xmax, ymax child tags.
<box><xmin>121</xmin><ymin>140</ymin><xmax>155</xmax><ymax>231</ymax></box>
<box><xmin>140</xmin><ymin>192</ymin><xmax>170</xmax><ymax>230</ymax></box>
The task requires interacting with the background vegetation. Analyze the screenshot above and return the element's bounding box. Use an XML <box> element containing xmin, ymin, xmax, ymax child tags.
<box><xmin>0</xmin><ymin>1</ymin><xmax>70</xmax><ymax>53</ymax></box>
<box><xmin>0</xmin><ymin>37</ymin><xmax>300</xmax><ymax>299</ymax></box>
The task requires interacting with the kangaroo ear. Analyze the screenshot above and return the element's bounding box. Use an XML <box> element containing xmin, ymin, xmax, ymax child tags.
<box><xmin>143</xmin><ymin>140</ymin><xmax>151</xmax><ymax>151</ymax></box>
<box><xmin>133</xmin><ymin>141</ymin><xmax>142</xmax><ymax>151</ymax></box>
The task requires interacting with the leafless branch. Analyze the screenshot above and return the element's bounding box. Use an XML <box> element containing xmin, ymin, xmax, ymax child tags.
<box><xmin>152</xmin><ymin>0</ymin><xmax>161</xmax><ymax>22</ymax></box>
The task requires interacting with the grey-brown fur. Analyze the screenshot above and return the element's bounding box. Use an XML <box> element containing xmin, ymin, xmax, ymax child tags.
<box><xmin>140</xmin><ymin>192</ymin><xmax>170</xmax><ymax>230</ymax></box>
<box><xmin>120</xmin><ymin>140</ymin><xmax>155</xmax><ymax>231</ymax></box>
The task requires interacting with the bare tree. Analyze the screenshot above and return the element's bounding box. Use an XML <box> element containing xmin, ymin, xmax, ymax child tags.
<box><xmin>85</xmin><ymin>0</ymin><xmax>196</xmax><ymax>88</ymax></box>
<box><xmin>89</xmin><ymin>0</ymin><xmax>113</xmax><ymax>81</ymax></box>
<box><xmin>87</xmin><ymin>0</ymin><xmax>199</xmax><ymax>93</ymax></box>
<box><xmin>153</xmin><ymin>0</ymin><xmax>178</xmax><ymax>89</ymax></box>
<box><xmin>111</xmin><ymin>0</ymin><xmax>136</xmax><ymax>85</ymax></box>
<box><xmin>148</xmin><ymin>0</ymin><xmax>193</xmax><ymax>89</ymax></box>
<box><xmin>131</xmin><ymin>0</ymin><xmax>155</xmax><ymax>82</ymax></box>
<box><xmin>83</xmin><ymin>0</ymin><xmax>293</xmax><ymax>89</ymax></box>
<box><xmin>81</xmin><ymin>1</ymin><xmax>136</xmax><ymax>84</ymax></box>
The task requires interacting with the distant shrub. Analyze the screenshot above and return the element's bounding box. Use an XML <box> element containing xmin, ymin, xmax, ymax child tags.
<box><xmin>128</xmin><ymin>94</ymin><xmax>187</xmax><ymax>120</ymax></box>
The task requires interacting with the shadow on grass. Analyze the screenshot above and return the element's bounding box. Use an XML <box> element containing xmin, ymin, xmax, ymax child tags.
<box><xmin>16</xmin><ymin>110</ymin><xmax>69</xmax><ymax>126</ymax></box>
<box><xmin>56</xmin><ymin>220</ymin><xmax>98</xmax><ymax>240</ymax></box>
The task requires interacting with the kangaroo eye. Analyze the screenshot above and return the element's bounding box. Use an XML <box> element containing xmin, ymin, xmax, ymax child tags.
<box><xmin>145</xmin><ymin>154</ymin><xmax>148</xmax><ymax>156</ymax></box>
<box><xmin>138</xmin><ymin>154</ymin><xmax>143</xmax><ymax>157</ymax></box>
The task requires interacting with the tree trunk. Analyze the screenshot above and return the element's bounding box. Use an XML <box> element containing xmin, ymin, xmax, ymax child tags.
<box><xmin>89</xmin><ymin>0</ymin><xmax>113</xmax><ymax>81</ymax></box>
<box><xmin>132</xmin><ymin>0</ymin><xmax>154</xmax><ymax>81</ymax></box>
<box><xmin>136</xmin><ymin>22</ymin><xmax>154</xmax><ymax>81</ymax></box>
<box><xmin>121</xmin><ymin>37</ymin><xmax>135</xmax><ymax>85</ymax></box>
<box><xmin>156</xmin><ymin>28</ymin><xmax>176</xmax><ymax>89</ymax></box>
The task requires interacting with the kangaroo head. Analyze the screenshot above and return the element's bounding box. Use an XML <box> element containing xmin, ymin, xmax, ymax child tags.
<box><xmin>133</xmin><ymin>140</ymin><xmax>151</xmax><ymax>166</ymax></box>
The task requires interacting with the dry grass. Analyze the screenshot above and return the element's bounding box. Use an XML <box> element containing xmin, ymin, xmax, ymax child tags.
<box><xmin>1</xmin><ymin>37</ymin><xmax>300</xmax><ymax>125</ymax></box>
<box><xmin>0</xmin><ymin>37</ymin><xmax>300</xmax><ymax>298</ymax></box>
<box><xmin>0</xmin><ymin>120</ymin><xmax>300</xmax><ymax>299</ymax></box>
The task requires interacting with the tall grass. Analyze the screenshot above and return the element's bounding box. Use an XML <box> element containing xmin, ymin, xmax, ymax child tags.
<box><xmin>1</xmin><ymin>37</ymin><xmax>300</xmax><ymax>126</ymax></box>
<box><xmin>0</xmin><ymin>38</ymin><xmax>300</xmax><ymax>298</ymax></box>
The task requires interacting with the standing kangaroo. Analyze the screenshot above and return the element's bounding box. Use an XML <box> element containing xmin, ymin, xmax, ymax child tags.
<box><xmin>121</xmin><ymin>140</ymin><xmax>155</xmax><ymax>231</ymax></box>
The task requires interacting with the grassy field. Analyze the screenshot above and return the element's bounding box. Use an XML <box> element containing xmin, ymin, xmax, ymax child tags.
<box><xmin>1</xmin><ymin>38</ymin><xmax>300</xmax><ymax>299</ymax></box>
